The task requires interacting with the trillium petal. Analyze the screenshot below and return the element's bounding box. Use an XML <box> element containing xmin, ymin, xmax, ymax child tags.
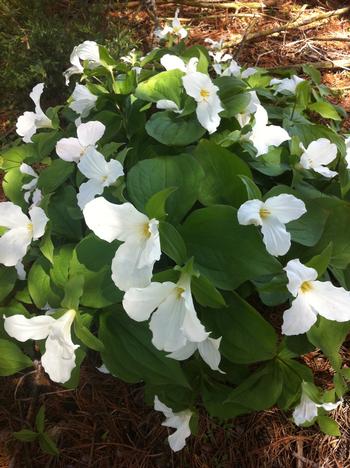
<box><xmin>42</xmin><ymin>334</ymin><xmax>77</xmax><ymax>383</ymax></box>
<box><xmin>313</xmin><ymin>166</ymin><xmax>337</xmax><ymax>179</ymax></box>
<box><xmin>29</xmin><ymin>206</ymin><xmax>48</xmax><ymax>240</ymax></box>
<box><xmin>160</xmin><ymin>54</ymin><xmax>186</xmax><ymax>72</ymax></box>
<box><xmin>261</xmin><ymin>216</ymin><xmax>291</xmax><ymax>256</ymax></box>
<box><xmin>20</xmin><ymin>163</ymin><xmax>37</xmax><ymax>178</ymax></box>
<box><xmin>106</xmin><ymin>159</ymin><xmax>124</xmax><ymax>184</ymax></box>
<box><xmin>237</xmin><ymin>199</ymin><xmax>264</xmax><ymax>226</ymax></box>
<box><xmin>77</xmin><ymin>148</ymin><xmax>108</xmax><ymax>179</ymax></box>
<box><xmin>156</xmin><ymin>99</ymin><xmax>182</xmax><ymax>113</ymax></box>
<box><xmin>282</xmin><ymin>294</ymin><xmax>318</xmax><ymax>335</ymax></box>
<box><xmin>0</xmin><ymin>228</ymin><xmax>32</xmax><ymax>266</ymax></box>
<box><xmin>16</xmin><ymin>112</ymin><xmax>37</xmax><ymax>143</ymax></box>
<box><xmin>293</xmin><ymin>393</ymin><xmax>318</xmax><ymax>426</ymax></box>
<box><xmin>283</xmin><ymin>259</ymin><xmax>318</xmax><ymax>297</ymax></box>
<box><xmin>198</xmin><ymin>337</ymin><xmax>223</xmax><ymax>372</ymax></box>
<box><xmin>264</xmin><ymin>194</ymin><xmax>306</xmax><ymax>224</ymax></box>
<box><xmin>0</xmin><ymin>202</ymin><xmax>29</xmax><ymax>229</ymax></box>
<box><xmin>149</xmin><ymin>292</ymin><xmax>188</xmax><ymax>352</ymax></box>
<box><xmin>182</xmin><ymin>72</ymin><xmax>217</xmax><ymax>102</ymax></box>
<box><xmin>196</xmin><ymin>96</ymin><xmax>222</xmax><ymax>134</ymax></box>
<box><xmin>154</xmin><ymin>395</ymin><xmax>174</xmax><ymax>419</ymax></box>
<box><xmin>4</xmin><ymin>314</ymin><xmax>54</xmax><ymax>341</ymax></box>
<box><xmin>56</xmin><ymin>137</ymin><xmax>84</xmax><ymax>162</ymax></box>
<box><xmin>167</xmin><ymin>413</ymin><xmax>192</xmax><ymax>452</ymax></box>
<box><xmin>167</xmin><ymin>341</ymin><xmax>197</xmax><ymax>360</ymax></box>
<box><xmin>307</xmin><ymin>281</ymin><xmax>350</xmax><ymax>322</ymax></box>
<box><xmin>15</xmin><ymin>260</ymin><xmax>26</xmax><ymax>280</ymax></box>
<box><xmin>181</xmin><ymin>288</ymin><xmax>208</xmax><ymax>343</ymax></box>
<box><xmin>301</xmin><ymin>138</ymin><xmax>337</xmax><ymax>167</ymax></box>
<box><xmin>77</xmin><ymin>121</ymin><xmax>105</xmax><ymax>147</ymax></box>
<box><xmin>83</xmin><ymin>198</ymin><xmax>148</xmax><ymax>243</ymax></box>
<box><xmin>261</xmin><ymin>125</ymin><xmax>291</xmax><ymax>150</ymax></box>
<box><xmin>111</xmin><ymin>240</ymin><xmax>155</xmax><ymax>291</ymax></box>
<box><xmin>29</xmin><ymin>83</ymin><xmax>45</xmax><ymax>113</ymax></box>
<box><xmin>138</xmin><ymin>219</ymin><xmax>161</xmax><ymax>268</ymax></box>
<box><xmin>77</xmin><ymin>179</ymin><xmax>104</xmax><ymax>210</ymax></box>
<box><xmin>123</xmin><ymin>282</ymin><xmax>175</xmax><ymax>321</ymax></box>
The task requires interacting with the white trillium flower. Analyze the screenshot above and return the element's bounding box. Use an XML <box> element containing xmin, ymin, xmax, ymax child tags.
<box><xmin>155</xmin><ymin>8</ymin><xmax>187</xmax><ymax>40</ymax></box>
<box><xmin>282</xmin><ymin>259</ymin><xmax>350</xmax><ymax>335</ymax></box>
<box><xmin>76</xmin><ymin>147</ymin><xmax>124</xmax><ymax>209</ymax></box>
<box><xmin>182</xmin><ymin>72</ymin><xmax>224</xmax><ymax>134</ymax></box>
<box><xmin>218</xmin><ymin>59</ymin><xmax>257</xmax><ymax>79</ymax></box>
<box><xmin>248</xmin><ymin>104</ymin><xmax>291</xmax><ymax>156</ymax></box>
<box><xmin>270</xmin><ymin>75</ymin><xmax>304</xmax><ymax>94</ymax></box>
<box><xmin>154</xmin><ymin>396</ymin><xmax>192</xmax><ymax>452</ymax></box>
<box><xmin>0</xmin><ymin>202</ymin><xmax>48</xmax><ymax>267</ymax></box>
<box><xmin>293</xmin><ymin>391</ymin><xmax>342</xmax><ymax>426</ymax></box>
<box><xmin>236</xmin><ymin>90</ymin><xmax>261</xmax><ymax>128</ymax></box>
<box><xmin>4</xmin><ymin>309</ymin><xmax>78</xmax><ymax>383</ymax></box>
<box><xmin>16</xmin><ymin>83</ymin><xmax>53</xmax><ymax>143</ymax></box>
<box><xmin>56</xmin><ymin>121</ymin><xmax>105</xmax><ymax>163</ymax></box>
<box><xmin>345</xmin><ymin>136</ymin><xmax>350</xmax><ymax>168</ymax></box>
<box><xmin>123</xmin><ymin>274</ymin><xmax>208</xmax><ymax>352</ymax></box>
<box><xmin>83</xmin><ymin>197</ymin><xmax>161</xmax><ymax>291</ymax></box>
<box><xmin>237</xmin><ymin>194</ymin><xmax>306</xmax><ymax>256</ymax></box>
<box><xmin>19</xmin><ymin>163</ymin><xmax>39</xmax><ymax>203</ymax></box>
<box><xmin>69</xmin><ymin>83</ymin><xmax>97</xmax><ymax>118</ymax></box>
<box><xmin>299</xmin><ymin>138</ymin><xmax>338</xmax><ymax>178</ymax></box>
<box><xmin>160</xmin><ymin>54</ymin><xmax>198</xmax><ymax>74</ymax></box>
<box><xmin>167</xmin><ymin>336</ymin><xmax>224</xmax><ymax>373</ymax></box>
<box><xmin>209</xmin><ymin>51</ymin><xmax>232</xmax><ymax>75</ymax></box>
<box><xmin>204</xmin><ymin>38</ymin><xmax>224</xmax><ymax>50</ymax></box>
<box><xmin>63</xmin><ymin>40</ymin><xmax>100</xmax><ymax>85</ymax></box>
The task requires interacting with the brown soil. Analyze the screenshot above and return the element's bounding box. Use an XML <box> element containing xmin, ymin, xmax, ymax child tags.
<box><xmin>1</xmin><ymin>1</ymin><xmax>350</xmax><ymax>467</ymax></box>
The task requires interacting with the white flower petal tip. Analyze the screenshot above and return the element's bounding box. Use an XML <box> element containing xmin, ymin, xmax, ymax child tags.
<box><xmin>182</xmin><ymin>72</ymin><xmax>223</xmax><ymax>134</ymax></box>
<box><xmin>237</xmin><ymin>194</ymin><xmax>306</xmax><ymax>256</ymax></box>
<box><xmin>156</xmin><ymin>99</ymin><xmax>182</xmax><ymax>114</ymax></box>
<box><xmin>76</xmin><ymin>148</ymin><xmax>124</xmax><ymax>209</ymax></box>
<box><xmin>345</xmin><ymin>136</ymin><xmax>350</xmax><ymax>169</ymax></box>
<box><xmin>0</xmin><ymin>202</ymin><xmax>48</xmax><ymax>267</ymax></box>
<box><xmin>16</xmin><ymin>83</ymin><xmax>52</xmax><ymax>143</ymax></box>
<box><xmin>83</xmin><ymin>197</ymin><xmax>161</xmax><ymax>291</ymax></box>
<box><xmin>63</xmin><ymin>40</ymin><xmax>100</xmax><ymax>85</ymax></box>
<box><xmin>123</xmin><ymin>275</ymin><xmax>208</xmax><ymax>353</ymax></box>
<box><xmin>4</xmin><ymin>309</ymin><xmax>78</xmax><ymax>383</ymax></box>
<box><xmin>69</xmin><ymin>83</ymin><xmax>97</xmax><ymax>118</ymax></box>
<box><xmin>167</xmin><ymin>336</ymin><xmax>224</xmax><ymax>373</ymax></box>
<box><xmin>300</xmin><ymin>138</ymin><xmax>338</xmax><ymax>178</ymax></box>
<box><xmin>293</xmin><ymin>391</ymin><xmax>342</xmax><ymax>426</ymax></box>
<box><xmin>56</xmin><ymin>121</ymin><xmax>105</xmax><ymax>163</ymax></box>
<box><xmin>248</xmin><ymin>104</ymin><xmax>290</xmax><ymax>156</ymax></box>
<box><xmin>270</xmin><ymin>75</ymin><xmax>304</xmax><ymax>94</ymax></box>
<box><xmin>160</xmin><ymin>54</ymin><xmax>198</xmax><ymax>74</ymax></box>
<box><xmin>282</xmin><ymin>259</ymin><xmax>350</xmax><ymax>336</ymax></box>
<box><xmin>155</xmin><ymin>9</ymin><xmax>187</xmax><ymax>40</ymax></box>
<box><xmin>154</xmin><ymin>396</ymin><xmax>192</xmax><ymax>452</ymax></box>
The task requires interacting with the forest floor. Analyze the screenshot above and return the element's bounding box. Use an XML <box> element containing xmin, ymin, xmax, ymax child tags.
<box><xmin>1</xmin><ymin>0</ymin><xmax>350</xmax><ymax>466</ymax></box>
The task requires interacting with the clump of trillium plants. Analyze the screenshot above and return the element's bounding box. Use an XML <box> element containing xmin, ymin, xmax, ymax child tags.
<box><xmin>2</xmin><ymin>10</ymin><xmax>350</xmax><ymax>451</ymax></box>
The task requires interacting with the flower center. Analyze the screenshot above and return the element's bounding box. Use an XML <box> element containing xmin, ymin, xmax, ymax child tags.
<box><xmin>300</xmin><ymin>281</ymin><xmax>313</xmax><ymax>293</ymax></box>
<box><xmin>27</xmin><ymin>222</ymin><xmax>33</xmax><ymax>233</ymax></box>
<box><xmin>142</xmin><ymin>223</ymin><xmax>151</xmax><ymax>239</ymax></box>
<box><xmin>259</xmin><ymin>208</ymin><xmax>270</xmax><ymax>219</ymax></box>
<box><xmin>173</xmin><ymin>26</ymin><xmax>181</xmax><ymax>33</ymax></box>
<box><xmin>175</xmin><ymin>287</ymin><xmax>185</xmax><ymax>299</ymax></box>
<box><xmin>200</xmin><ymin>88</ymin><xmax>210</xmax><ymax>100</ymax></box>
<box><xmin>101</xmin><ymin>175</ymin><xmax>108</xmax><ymax>182</ymax></box>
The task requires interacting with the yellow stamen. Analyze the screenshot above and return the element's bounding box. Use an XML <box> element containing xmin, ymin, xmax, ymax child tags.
<box><xmin>27</xmin><ymin>223</ymin><xmax>33</xmax><ymax>233</ymax></box>
<box><xmin>175</xmin><ymin>287</ymin><xmax>185</xmax><ymax>299</ymax></box>
<box><xmin>200</xmin><ymin>88</ymin><xmax>210</xmax><ymax>99</ymax></box>
<box><xmin>300</xmin><ymin>281</ymin><xmax>313</xmax><ymax>293</ymax></box>
<box><xmin>142</xmin><ymin>223</ymin><xmax>151</xmax><ymax>239</ymax></box>
<box><xmin>101</xmin><ymin>175</ymin><xmax>108</xmax><ymax>182</ymax></box>
<box><xmin>259</xmin><ymin>208</ymin><xmax>270</xmax><ymax>219</ymax></box>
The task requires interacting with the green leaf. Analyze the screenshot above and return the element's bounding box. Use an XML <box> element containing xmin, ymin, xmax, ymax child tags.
<box><xmin>48</xmin><ymin>186</ymin><xmax>82</xmax><ymax>241</ymax></box>
<box><xmin>215</xmin><ymin>76</ymin><xmax>249</xmax><ymax>117</ymax></box>
<box><xmin>35</xmin><ymin>405</ymin><xmax>45</xmax><ymax>433</ymax></box>
<box><xmin>99</xmin><ymin>307</ymin><xmax>190</xmax><ymax>388</ymax></box>
<box><xmin>127</xmin><ymin>154</ymin><xmax>204</xmax><ymax>223</ymax></box>
<box><xmin>13</xmin><ymin>429</ymin><xmax>38</xmax><ymax>442</ymax></box>
<box><xmin>181</xmin><ymin>205</ymin><xmax>281</xmax><ymax>290</ymax></box>
<box><xmin>0</xmin><ymin>339</ymin><xmax>32</xmax><ymax>376</ymax></box>
<box><xmin>74</xmin><ymin>312</ymin><xmax>104</xmax><ymax>352</ymax></box>
<box><xmin>62</xmin><ymin>347</ymin><xmax>86</xmax><ymax>389</ymax></box>
<box><xmin>238</xmin><ymin>175</ymin><xmax>262</xmax><ymax>200</ymax></box>
<box><xmin>38</xmin><ymin>432</ymin><xmax>59</xmax><ymax>456</ymax></box>
<box><xmin>296</xmin><ymin>80</ymin><xmax>311</xmax><ymax>109</ymax></box>
<box><xmin>302</xmin><ymin>65</ymin><xmax>321</xmax><ymax>85</ymax></box>
<box><xmin>0</xmin><ymin>145</ymin><xmax>34</xmax><ymax>170</ymax></box>
<box><xmin>307</xmin><ymin>242</ymin><xmax>333</xmax><ymax>276</ymax></box>
<box><xmin>202</xmin><ymin>292</ymin><xmax>277</xmax><ymax>363</ymax></box>
<box><xmin>0</xmin><ymin>266</ymin><xmax>17</xmax><ymax>302</ymax></box>
<box><xmin>70</xmin><ymin>234</ymin><xmax>122</xmax><ymax>308</ymax></box>
<box><xmin>318</xmin><ymin>415</ymin><xmax>341</xmax><ymax>436</ymax></box>
<box><xmin>136</xmin><ymin>70</ymin><xmax>184</xmax><ymax>105</ymax></box>
<box><xmin>309</xmin><ymin>101</ymin><xmax>341</xmax><ymax>121</ymax></box>
<box><xmin>191</xmin><ymin>275</ymin><xmax>226</xmax><ymax>309</ymax></box>
<box><xmin>145</xmin><ymin>187</ymin><xmax>177</xmax><ymax>220</ymax></box>
<box><xmin>37</xmin><ymin>159</ymin><xmax>74</xmax><ymax>194</ymax></box>
<box><xmin>194</xmin><ymin>140</ymin><xmax>253</xmax><ymax>207</ymax></box>
<box><xmin>288</xmin><ymin>123</ymin><xmax>345</xmax><ymax>156</ymax></box>
<box><xmin>28</xmin><ymin>257</ymin><xmax>62</xmax><ymax>308</ymax></box>
<box><xmin>159</xmin><ymin>221</ymin><xmax>187</xmax><ymax>265</ymax></box>
<box><xmin>61</xmin><ymin>275</ymin><xmax>84</xmax><ymax>310</ymax></box>
<box><xmin>39</xmin><ymin>226</ymin><xmax>54</xmax><ymax>264</ymax></box>
<box><xmin>32</xmin><ymin>130</ymin><xmax>61</xmax><ymax>160</ymax></box>
<box><xmin>3</xmin><ymin>168</ymin><xmax>26</xmax><ymax>208</ymax></box>
<box><xmin>146</xmin><ymin>111</ymin><xmax>206</xmax><ymax>146</ymax></box>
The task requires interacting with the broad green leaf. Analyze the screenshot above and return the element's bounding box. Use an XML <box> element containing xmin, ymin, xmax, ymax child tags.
<box><xmin>13</xmin><ymin>429</ymin><xmax>38</xmax><ymax>442</ymax></box>
<box><xmin>309</xmin><ymin>101</ymin><xmax>341</xmax><ymax>121</ymax></box>
<box><xmin>318</xmin><ymin>415</ymin><xmax>341</xmax><ymax>436</ymax></box>
<box><xmin>182</xmin><ymin>45</ymin><xmax>210</xmax><ymax>73</ymax></box>
<box><xmin>48</xmin><ymin>186</ymin><xmax>82</xmax><ymax>241</ymax></box>
<box><xmin>276</xmin><ymin>358</ymin><xmax>313</xmax><ymax>410</ymax></box>
<box><xmin>181</xmin><ymin>205</ymin><xmax>281</xmax><ymax>290</ymax></box>
<box><xmin>1</xmin><ymin>145</ymin><xmax>35</xmax><ymax>170</ymax></box>
<box><xmin>201</xmin><ymin>292</ymin><xmax>277</xmax><ymax>363</ymax></box>
<box><xmin>159</xmin><ymin>221</ymin><xmax>187</xmax><ymax>265</ymax></box>
<box><xmin>0</xmin><ymin>266</ymin><xmax>17</xmax><ymax>302</ymax></box>
<box><xmin>238</xmin><ymin>174</ymin><xmax>262</xmax><ymax>200</ymax></box>
<box><xmin>146</xmin><ymin>111</ymin><xmax>206</xmax><ymax>146</ymax></box>
<box><xmin>201</xmin><ymin>379</ymin><xmax>250</xmax><ymax>419</ymax></box>
<box><xmin>35</xmin><ymin>405</ymin><xmax>45</xmax><ymax>433</ymax></box>
<box><xmin>74</xmin><ymin>312</ymin><xmax>104</xmax><ymax>352</ymax></box>
<box><xmin>38</xmin><ymin>432</ymin><xmax>59</xmax><ymax>456</ymax></box>
<box><xmin>145</xmin><ymin>187</ymin><xmax>177</xmax><ymax>220</ymax></box>
<box><xmin>135</xmin><ymin>70</ymin><xmax>184</xmax><ymax>106</ymax></box>
<box><xmin>302</xmin><ymin>65</ymin><xmax>321</xmax><ymax>85</ymax></box>
<box><xmin>194</xmin><ymin>140</ymin><xmax>252</xmax><ymax>207</ymax></box>
<box><xmin>296</xmin><ymin>80</ymin><xmax>311</xmax><ymax>109</ymax></box>
<box><xmin>37</xmin><ymin>159</ymin><xmax>74</xmax><ymax>194</ymax></box>
<box><xmin>99</xmin><ymin>308</ymin><xmax>190</xmax><ymax>388</ymax></box>
<box><xmin>28</xmin><ymin>257</ymin><xmax>62</xmax><ymax>308</ymax></box>
<box><xmin>215</xmin><ymin>76</ymin><xmax>249</xmax><ymax>118</ymax></box>
<box><xmin>191</xmin><ymin>275</ymin><xmax>226</xmax><ymax>309</ymax></box>
<box><xmin>32</xmin><ymin>130</ymin><xmax>61</xmax><ymax>160</ymax></box>
<box><xmin>61</xmin><ymin>275</ymin><xmax>84</xmax><ymax>310</ymax></box>
<box><xmin>127</xmin><ymin>154</ymin><xmax>204</xmax><ymax>223</ymax></box>
<box><xmin>3</xmin><ymin>168</ymin><xmax>26</xmax><ymax>208</ymax></box>
<box><xmin>39</xmin><ymin>226</ymin><xmax>54</xmax><ymax>264</ymax></box>
<box><xmin>0</xmin><ymin>339</ymin><xmax>32</xmax><ymax>376</ymax></box>
<box><xmin>307</xmin><ymin>242</ymin><xmax>333</xmax><ymax>276</ymax></box>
